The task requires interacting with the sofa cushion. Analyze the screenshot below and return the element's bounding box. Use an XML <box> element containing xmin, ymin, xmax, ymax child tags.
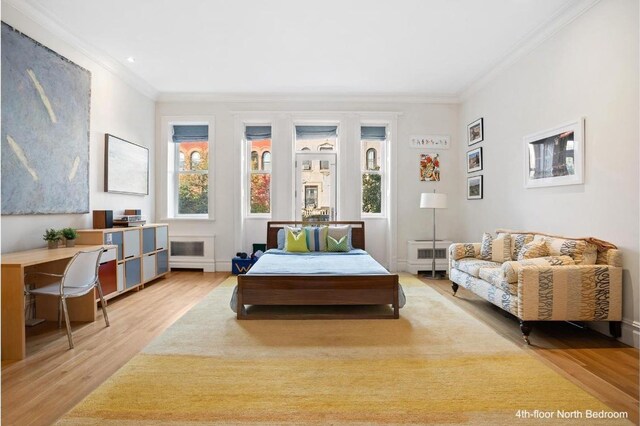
<box><xmin>533</xmin><ymin>235</ymin><xmax>597</xmax><ymax>265</ymax></box>
<box><xmin>452</xmin><ymin>258</ymin><xmax>502</xmax><ymax>278</ymax></box>
<box><xmin>480</xmin><ymin>233</ymin><xmax>512</xmax><ymax>262</ymax></box>
<box><xmin>501</xmin><ymin>255</ymin><xmax>575</xmax><ymax>283</ymax></box>
<box><xmin>498</xmin><ymin>232</ymin><xmax>534</xmax><ymax>260</ymax></box>
<box><xmin>479</xmin><ymin>267</ymin><xmax>517</xmax><ymax>296</ymax></box>
<box><xmin>517</xmin><ymin>241</ymin><xmax>549</xmax><ymax>260</ymax></box>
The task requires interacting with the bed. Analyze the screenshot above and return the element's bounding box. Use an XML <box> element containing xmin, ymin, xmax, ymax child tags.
<box><xmin>234</xmin><ymin>221</ymin><xmax>402</xmax><ymax>319</ymax></box>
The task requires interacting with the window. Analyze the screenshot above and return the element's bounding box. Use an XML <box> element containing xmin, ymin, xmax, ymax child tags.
<box><xmin>366</xmin><ymin>148</ymin><xmax>377</xmax><ymax>170</ymax></box>
<box><xmin>172</xmin><ymin>124</ymin><xmax>209</xmax><ymax>216</ymax></box>
<box><xmin>262</xmin><ymin>151</ymin><xmax>271</xmax><ymax>171</ymax></box>
<box><xmin>305</xmin><ymin>186</ymin><xmax>318</xmax><ymax>208</ymax></box>
<box><xmin>319</xmin><ymin>160</ymin><xmax>329</xmax><ymax>170</ymax></box>
<box><xmin>301</xmin><ymin>147</ymin><xmax>311</xmax><ymax>170</ymax></box>
<box><xmin>245</xmin><ymin>125</ymin><xmax>272</xmax><ymax>214</ymax></box>
<box><xmin>251</xmin><ymin>151</ymin><xmax>259</xmax><ymax>171</ymax></box>
<box><xmin>361</xmin><ymin>126</ymin><xmax>386</xmax><ymax>215</ymax></box>
<box><xmin>190</xmin><ymin>151</ymin><xmax>202</xmax><ymax>169</ymax></box>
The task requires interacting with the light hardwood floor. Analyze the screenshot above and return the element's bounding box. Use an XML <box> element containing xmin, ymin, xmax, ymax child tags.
<box><xmin>423</xmin><ymin>278</ymin><xmax>639</xmax><ymax>425</ymax></box>
<box><xmin>2</xmin><ymin>272</ymin><xmax>638</xmax><ymax>425</ymax></box>
<box><xmin>2</xmin><ymin>271</ymin><xmax>229</xmax><ymax>426</ymax></box>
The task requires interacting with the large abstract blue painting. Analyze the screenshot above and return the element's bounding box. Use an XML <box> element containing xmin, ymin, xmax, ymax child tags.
<box><xmin>1</xmin><ymin>22</ymin><xmax>91</xmax><ymax>215</ymax></box>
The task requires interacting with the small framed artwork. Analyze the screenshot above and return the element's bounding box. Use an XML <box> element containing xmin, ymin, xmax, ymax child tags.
<box><xmin>467</xmin><ymin>175</ymin><xmax>483</xmax><ymax>200</ymax></box>
<box><xmin>524</xmin><ymin>118</ymin><xmax>584</xmax><ymax>188</ymax></box>
<box><xmin>467</xmin><ymin>147</ymin><xmax>483</xmax><ymax>173</ymax></box>
<box><xmin>467</xmin><ymin>118</ymin><xmax>484</xmax><ymax>146</ymax></box>
<box><xmin>419</xmin><ymin>153</ymin><xmax>440</xmax><ymax>181</ymax></box>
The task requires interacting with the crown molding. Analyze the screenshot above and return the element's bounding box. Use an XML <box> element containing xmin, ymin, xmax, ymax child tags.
<box><xmin>458</xmin><ymin>0</ymin><xmax>601</xmax><ymax>102</ymax></box>
<box><xmin>156</xmin><ymin>92</ymin><xmax>460</xmax><ymax>104</ymax></box>
<box><xmin>4</xmin><ymin>0</ymin><xmax>159</xmax><ymax>100</ymax></box>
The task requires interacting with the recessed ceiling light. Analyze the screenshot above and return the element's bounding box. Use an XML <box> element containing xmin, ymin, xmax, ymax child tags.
<box><xmin>127</xmin><ymin>57</ymin><xmax>135</xmax><ymax>63</ymax></box>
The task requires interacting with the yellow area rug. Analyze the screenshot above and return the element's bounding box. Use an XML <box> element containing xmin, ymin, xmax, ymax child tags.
<box><xmin>58</xmin><ymin>275</ymin><xmax>629</xmax><ymax>425</ymax></box>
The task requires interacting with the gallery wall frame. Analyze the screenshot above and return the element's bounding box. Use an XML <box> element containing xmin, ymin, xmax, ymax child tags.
<box><xmin>467</xmin><ymin>147</ymin><xmax>483</xmax><ymax>173</ymax></box>
<box><xmin>105</xmin><ymin>134</ymin><xmax>149</xmax><ymax>195</ymax></box>
<box><xmin>467</xmin><ymin>117</ymin><xmax>483</xmax><ymax>146</ymax></box>
<box><xmin>467</xmin><ymin>175</ymin><xmax>483</xmax><ymax>200</ymax></box>
<box><xmin>523</xmin><ymin>118</ymin><xmax>584</xmax><ymax>188</ymax></box>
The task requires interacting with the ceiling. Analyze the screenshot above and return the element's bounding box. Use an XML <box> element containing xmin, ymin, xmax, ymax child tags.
<box><xmin>19</xmin><ymin>0</ymin><xmax>591</xmax><ymax>98</ymax></box>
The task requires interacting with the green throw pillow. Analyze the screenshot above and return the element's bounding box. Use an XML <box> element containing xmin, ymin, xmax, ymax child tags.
<box><xmin>327</xmin><ymin>235</ymin><xmax>349</xmax><ymax>252</ymax></box>
<box><xmin>285</xmin><ymin>229</ymin><xmax>309</xmax><ymax>252</ymax></box>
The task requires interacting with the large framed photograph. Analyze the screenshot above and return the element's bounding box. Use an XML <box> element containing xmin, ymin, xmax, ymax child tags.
<box><xmin>467</xmin><ymin>175</ymin><xmax>483</xmax><ymax>200</ymax></box>
<box><xmin>105</xmin><ymin>134</ymin><xmax>149</xmax><ymax>195</ymax></box>
<box><xmin>467</xmin><ymin>147</ymin><xmax>483</xmax><ymax>173</ymax></box>
<box><xmin>524</xmin><ymin>118</ymin><xmax>584</xmax><ymax>188</ymax></box>
<box><xmin>467</xmin><ymin>118</ymin><xmax>483</xmax><ymax>146</ymax></box>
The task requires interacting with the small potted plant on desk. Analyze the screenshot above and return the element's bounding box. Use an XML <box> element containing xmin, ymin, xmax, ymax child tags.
<box><xmin>43</xmin><ymin>228</ymin><xmax>62</xmax><ymax>249</ymax></box>
<box><xmin>62</xmin><ymin>227</ymin><xmax>78</xmax><ymax>247</ymax></box>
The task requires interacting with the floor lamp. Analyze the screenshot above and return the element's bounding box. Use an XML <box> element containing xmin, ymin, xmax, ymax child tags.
<box><xmin>420</xmin><ymin>191</ymin><xmax>448</xmax><ymax>279</ymax></box>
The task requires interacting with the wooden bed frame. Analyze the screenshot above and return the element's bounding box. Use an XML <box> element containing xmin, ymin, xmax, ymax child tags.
<box><xmin>236</xmin><ymin>221</ymin><xmax>400</xmax><ymax>320</ymax></box>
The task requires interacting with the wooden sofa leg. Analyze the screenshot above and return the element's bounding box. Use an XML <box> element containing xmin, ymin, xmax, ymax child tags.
<box><xmin>609</xmin><ymin>321</ymin><xmax>622</xmax><ymax>339</ymax></box>
<box><xmin>451</xmin><ymin>282</ymin><xmax>459</xmax><ymax>296</ymax></box>
<box><xmin>519</xmin><ymin>320</ymin><xmax>532</xmax><ymax>345</ymax></box>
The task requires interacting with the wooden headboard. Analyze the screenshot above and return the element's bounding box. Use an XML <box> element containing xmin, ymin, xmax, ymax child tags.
<box><xmin>266</xmin><ymin>221</ymin><xmax>365</xmax><ymax>250</ymax></box>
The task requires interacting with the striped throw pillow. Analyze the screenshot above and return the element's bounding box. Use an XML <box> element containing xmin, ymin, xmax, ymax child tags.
<box><xmin>480</xmin><ymin>232</ymin><xmax>512</xmax><ymax>262</ymax></box>
<box><xmin>517</xmin><ymin>241</ymin><xmax>549</xmax><ymax>260</ymax></box>
<box><xmin>304</xmin><ymin>226</ymin><xmax>328</xmax><ymax>252</ymax></box>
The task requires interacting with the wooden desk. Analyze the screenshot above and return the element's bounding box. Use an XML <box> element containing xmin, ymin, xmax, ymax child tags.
<box><xmin>1</xmin><ymin>245</ymin><xmax>115</xmax><ymax>361</ymax></box>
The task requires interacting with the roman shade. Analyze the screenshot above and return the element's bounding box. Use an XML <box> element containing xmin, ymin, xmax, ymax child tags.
<box><xmin>172</xmin><ymin>125</ymin><xmax>208</xmax><ymax>142</ymax></box>
<box><xmin>361</xmin><ymin>126</ymin><xmax>386</xmax><ymax>141</ymax></box>
<box><xmin>295</xmin><ymin>125</ymin><xmax>338</xmax><ymax>140</ymax></box>
<box><xmin>245</xmin><ymin>125</ymin><xmax>272</xmax><ymax>141</ymax></box>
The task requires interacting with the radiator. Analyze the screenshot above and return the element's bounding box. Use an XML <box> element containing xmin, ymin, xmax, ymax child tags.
<box><xmin>169</xmin><ymin>235</ymin><xmax>215</xmax><ymax>272</ymax></box>
<box><xmin>406</xmin><ymin>240</ymin><xmax>452</xmax><ymax>274</ymax></box>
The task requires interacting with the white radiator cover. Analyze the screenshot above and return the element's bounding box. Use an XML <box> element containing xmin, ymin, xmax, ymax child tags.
<box><xmin>406</xmin><ymin>240</ymin><xmax>452</xmax><ymax>274</ymax></box>
<box><xmin>169</xmin><ymin>235</ymin><xmax>215</xmax><ymax>272</ymax></box>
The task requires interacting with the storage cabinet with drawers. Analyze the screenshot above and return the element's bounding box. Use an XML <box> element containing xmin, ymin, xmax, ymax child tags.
<box><xmin>76</xmin><ymin>224</ymin><xmax>170</xmax><ymax>301</ymax></box>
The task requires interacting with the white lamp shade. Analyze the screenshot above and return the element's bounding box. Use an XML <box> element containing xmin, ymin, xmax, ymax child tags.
<box><xmin>420</xmin><ymin>192</ymin><xmax>447</xmax><ymax>209</ymax></box>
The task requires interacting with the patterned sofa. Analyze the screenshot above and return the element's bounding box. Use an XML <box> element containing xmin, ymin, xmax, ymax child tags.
<box><xmin>448</xmin><ymin>230</ymin><xmax>623</xmax><ymax>344</ymax></box>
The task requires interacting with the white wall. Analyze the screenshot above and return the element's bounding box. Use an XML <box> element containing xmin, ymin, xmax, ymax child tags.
<box><xmin>155</xmin><ymin>100</ymin><xmax>460</xmax><ymax>271</ymax></box>
<box><xmin>1</xmin><ymin>4</ymin><xmax>156</xmax><ymax>253</ymax></box>
<box><xmin>459</xmin><ymin>0</ymin><xmax>639</xmax><ymax>346</ymax></box>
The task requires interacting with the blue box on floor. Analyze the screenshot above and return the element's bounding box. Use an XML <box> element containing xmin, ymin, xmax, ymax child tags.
<box><xmin>232</xmin><ymin>257</ymin><xmax>256</xmax><ymax>275</ymax></box>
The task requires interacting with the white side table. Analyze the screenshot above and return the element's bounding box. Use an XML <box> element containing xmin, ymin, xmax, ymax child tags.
<box><xmin>406</xmin><ymin>240</ymin><xmax>452</xmax><ymax>275</ymax></box>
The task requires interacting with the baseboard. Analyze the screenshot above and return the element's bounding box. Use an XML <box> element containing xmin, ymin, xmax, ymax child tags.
<box><xmin>170</xmin><ymin>261</ymin><xmax>216</xmax><ymax>272</ymax></box>
<box><xmin>622</xmin><ymin>320</ymin><xmax>640</xmax><ymax>348</ymax></box>
<box><xmin>588</xmin><ymin>319</ymin><xmax>639</xmax><ymax>348</ymax></box>
<box><xmin>396</xmin><ymin>259</ymin><xmax>407</xmax><ymax>273</ymax></box>
<box><xmin>215</xmin><ymin>260</ymin><xmax>232</xmax><ymax>272</ymax></box>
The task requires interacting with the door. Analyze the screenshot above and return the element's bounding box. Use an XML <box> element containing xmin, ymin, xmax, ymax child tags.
<box><xmin>295</xmin><ymin>152</ymin><xmax>336</xmax><ymax>221</ymax></box>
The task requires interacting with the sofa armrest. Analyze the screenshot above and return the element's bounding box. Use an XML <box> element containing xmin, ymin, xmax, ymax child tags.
<box><xmin>449</xmin><ymin>243</ymin><xmax>481</xmax><ymax>261</ymax></box>
<box><xmin>517</xmin><ymin>265</ymin><xmax>622</xmax><ymax>321</ymax></box>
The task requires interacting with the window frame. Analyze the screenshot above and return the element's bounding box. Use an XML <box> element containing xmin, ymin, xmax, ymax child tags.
<box><xmin>245</xmin><ymin>122</ymin><xmax>273</xmax><ymax>218</ymax></box>
<box><xmin>163</xmin><ymin>118</ymin><xmax>213</xmax><ymax>220</ymax></box>
<box><xmin>174</xmin><ymin>139</ymin><xmax>209</xmax><ymax>218</ymax></box>
<box><xmin>360</xmin><ymin>124</ymin><xmax>388</xmax><ymax>218</ymax></box>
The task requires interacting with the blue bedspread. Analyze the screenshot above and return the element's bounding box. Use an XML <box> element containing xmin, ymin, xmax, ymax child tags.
<box><xmin>247</xmin><ymin>249</ymin><xmax>390</xmax><ymax>275</ymax></box>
